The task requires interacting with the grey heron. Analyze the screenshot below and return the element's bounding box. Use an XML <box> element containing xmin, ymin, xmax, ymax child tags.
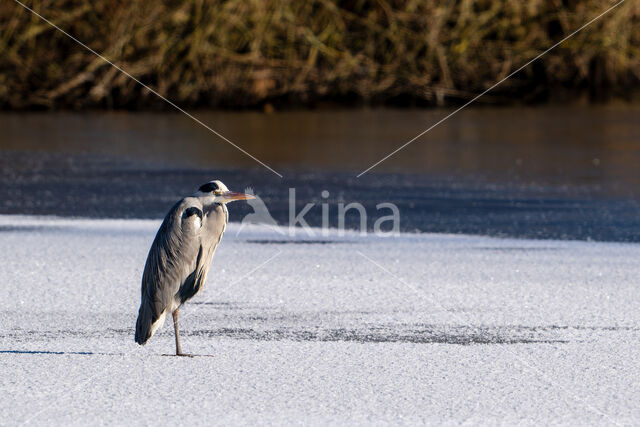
<box><xmin>134</xmin><ymin>180</ymin><xmax>254</xmax><ymax>356</ymax></box>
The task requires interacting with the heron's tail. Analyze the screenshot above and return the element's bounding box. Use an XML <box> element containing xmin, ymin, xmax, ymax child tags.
<box><xmin>135</xmin><ymin>301</ymin><xmax>155</xmax><ymax>345</ymax></box>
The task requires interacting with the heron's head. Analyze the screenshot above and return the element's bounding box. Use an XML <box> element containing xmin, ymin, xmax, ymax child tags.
<box><xmin>195</xmin><ymin>180</ymin><xmax>255</xmax><ymax>204</ymax></box>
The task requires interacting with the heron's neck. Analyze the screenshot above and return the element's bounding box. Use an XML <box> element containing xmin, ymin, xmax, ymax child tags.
<box><xmin>221</xmin><ymin>203</ymin><xmax>229</xmax><ymax>224</ymax></box>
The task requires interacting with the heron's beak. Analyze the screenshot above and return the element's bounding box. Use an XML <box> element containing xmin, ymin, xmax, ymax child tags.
<box><xmin>221</xmin><ymin>191</ymin><xmax>255</xmax><ymax>202</ymax></box>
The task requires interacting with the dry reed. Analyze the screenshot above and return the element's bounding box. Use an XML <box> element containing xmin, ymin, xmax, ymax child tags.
<box><xmin>1</xmin><ymin>0</ymin><xmax>639</xmax><ymax>109</ymax></box>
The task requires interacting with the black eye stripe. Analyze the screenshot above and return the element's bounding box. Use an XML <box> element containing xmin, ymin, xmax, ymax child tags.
<box><xmin>198</xmin><ymin>182</ymin><xmax>219</xmax><ymax>193</ymax></box>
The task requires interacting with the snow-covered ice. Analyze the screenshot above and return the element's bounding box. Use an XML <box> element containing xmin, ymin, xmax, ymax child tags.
<box><xmin>1</xmin><ymin>215</ymin><xmax>639</xmax><ymax>425</ymax></box>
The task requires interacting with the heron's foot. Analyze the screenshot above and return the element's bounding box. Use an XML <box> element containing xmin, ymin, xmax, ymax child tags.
<box><xmin>176</xmin><ymin>352</ymin><xmax>195</xmax><ymax>357</ymax></box>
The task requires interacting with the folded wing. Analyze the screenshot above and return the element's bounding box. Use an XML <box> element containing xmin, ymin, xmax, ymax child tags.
<box><xmin>135</xmin><ymin>201</ymin><xmax>204</xmax><ymax>345</ymax></box>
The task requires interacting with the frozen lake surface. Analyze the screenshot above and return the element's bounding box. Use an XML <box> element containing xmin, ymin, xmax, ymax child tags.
<box><xmin>1</xmin><ymin>215</ymin><xmax>639</xmax><ymax>425</ymax></box>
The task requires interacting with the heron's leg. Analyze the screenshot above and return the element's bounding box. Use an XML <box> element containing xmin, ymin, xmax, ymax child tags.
<box><xmin>172</xmin><ymin>309</ymin><xmax>184</xmax><ymax>356</ymax></box>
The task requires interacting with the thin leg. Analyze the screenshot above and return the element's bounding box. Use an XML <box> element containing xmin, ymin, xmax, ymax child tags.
<box><xmin>172</xmin><ymin>309</ymin><xmax>192</xmax><ymax>357</ymax></box>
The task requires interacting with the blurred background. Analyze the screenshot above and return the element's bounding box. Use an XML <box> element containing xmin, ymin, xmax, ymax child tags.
<box><xmin>1</xmin><ymin>0</ymin><xmax>640</xmax><ymax>240</ymax></box>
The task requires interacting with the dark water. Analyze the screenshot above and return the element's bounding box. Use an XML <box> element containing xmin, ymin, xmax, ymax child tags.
<box><xmin>2</xmin><ymin>106</ymin><xmax>640</xmax><ymax>191</ymax></box>
<box><xmin>1</xmin><ymin>106</ymin><xmax>639</xmax><ymax>241</ymax></box>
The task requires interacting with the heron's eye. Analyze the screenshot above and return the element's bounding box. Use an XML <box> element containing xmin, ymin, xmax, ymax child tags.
<box><xmin>214</xmin><ymin>190</ymin><xmax>222</xmax><ymax>196</ymax></box>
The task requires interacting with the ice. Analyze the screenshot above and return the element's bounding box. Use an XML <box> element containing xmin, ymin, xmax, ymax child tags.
<box><xmin>1</xmin><ymin>215</ymin><xmax>639</xmax><ymax>425</ymax></box>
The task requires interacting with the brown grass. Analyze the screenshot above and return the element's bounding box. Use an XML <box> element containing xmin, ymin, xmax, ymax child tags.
<box><xmin>1</xmin><ymin>0</ymin><xmax>639</xmax><ymax>109</ymax></box>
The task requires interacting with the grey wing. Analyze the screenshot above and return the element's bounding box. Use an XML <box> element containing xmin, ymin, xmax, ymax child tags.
<box><xmin>135</xmin><ymin>201</ymin><xmax>203</xmax><ymax>344</ymax></box>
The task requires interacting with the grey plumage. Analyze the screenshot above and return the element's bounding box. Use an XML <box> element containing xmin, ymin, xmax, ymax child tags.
<box><xmin>134</xmin><ymin>180</ymin><xmax>252</xmax><ymax>355</ymax></box>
